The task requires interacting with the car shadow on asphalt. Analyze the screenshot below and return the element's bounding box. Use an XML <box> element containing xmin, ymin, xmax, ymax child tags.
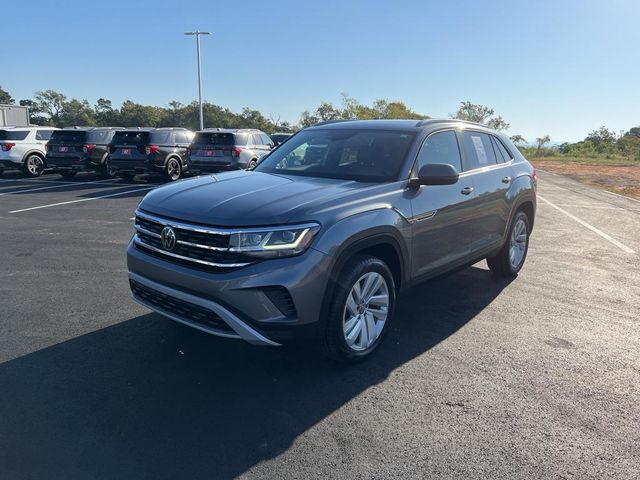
<box><xmin>0</xmin><ymin>266</ymin><xmax>513</xmax><ymax>479</ymax></box>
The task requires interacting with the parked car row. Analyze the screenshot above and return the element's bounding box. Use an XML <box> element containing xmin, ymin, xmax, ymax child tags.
<box><xmin>0</xmin><ymin>125</ymin><xmax>291</xmax><ymax>180</ymax></box>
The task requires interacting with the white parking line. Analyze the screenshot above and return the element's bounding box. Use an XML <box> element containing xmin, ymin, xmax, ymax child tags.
<box><xmin>538</xmin><ymin>195</ymin><xmax>635</xmax><ymax>254</ymax></box>
<box><xmin>0</xmin><ymin>179</ymin><xmax>119</xmax><ymax>197</ymax></box>
<box><xmin>8</xmin><ymin>187</ymin><xmax>155</xmax><ymax>214</ymax></box>
<box><xmin>604</xmin><ymin>190</ymin><xmax>640</xmax><ymax>204</ymax></box>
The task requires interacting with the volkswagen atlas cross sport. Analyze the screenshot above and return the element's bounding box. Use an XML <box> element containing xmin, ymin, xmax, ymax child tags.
<box><xmin>128</xmin><ymin>119</ymin><xmax>536</xmax><ymax>361</ymax></box>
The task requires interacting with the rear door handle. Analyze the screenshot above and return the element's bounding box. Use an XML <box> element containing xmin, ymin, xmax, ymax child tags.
<box><xmin>502</xmin><ymin>176</ymin><xmax>511</xmax><ymax>184</ymax></box>
<box><xmin>461</xmin><ymin>186</ymin><xmax>474</xmax><ymax>195</ymax></box>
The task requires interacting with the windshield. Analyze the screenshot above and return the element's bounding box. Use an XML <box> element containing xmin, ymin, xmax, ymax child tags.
<box><xmin>255</xmin><ymin>129</ymin><xmax>416</xmax><ymax>182</ymax></box>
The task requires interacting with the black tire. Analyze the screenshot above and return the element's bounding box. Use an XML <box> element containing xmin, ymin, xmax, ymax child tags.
<box><xmin>59</xmin><ymin>170</ymin><xmax>77</xmax><ymax>179</ymax></box>
<box><xmin>321</xmin><ymin>254</ymin><xmax>396</xmax><ymax>362</ymax></box>
<box><xmin>487</xmin><ymin>210</ymin><xmax>531</xmax><ymax>277</ymax></box>
<box><xmin>165</xmin><ymin>157</ymin><xmax>182</xmax><ymax>181</ymax></box>
<box><xmin>102</xmin><ymin>158</ymin><xmax>117</xmax><ymax>178</ymax></box>
<box><xmin>23</xmin><ymin>154</ymin><xmax>46</xmax><ymax>177</ymax></box>
<box><xmin>247</xmin><ymin>159</ymin><xmax>258</xmax><ymax>170</ymax></box>
<box><xmin>119</xmin><ymin>173</ymin><xmax>135</xmax><ymax>181</ymax></box>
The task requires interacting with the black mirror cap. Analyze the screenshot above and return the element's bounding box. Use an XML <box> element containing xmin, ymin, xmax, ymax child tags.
<box><xmin>412</xmin><ymin>163</ymin><xmax>460</xmax><ymax>186</ymax></box>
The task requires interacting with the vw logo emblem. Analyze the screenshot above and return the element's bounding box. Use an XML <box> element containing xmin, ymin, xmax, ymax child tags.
<box><xmin>161</xmin><ymin>226</ymin><xmax>177</xmax><ymax>251</ymax></box>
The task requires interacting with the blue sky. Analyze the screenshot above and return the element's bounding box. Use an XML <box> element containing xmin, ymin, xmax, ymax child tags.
<box><xmin>4</xmin><ymin>0</ymin><xmax>639</xmax><ymax>141</ymax></box>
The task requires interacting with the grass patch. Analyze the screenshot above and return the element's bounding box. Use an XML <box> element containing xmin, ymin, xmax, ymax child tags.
<box><xmin>529</xmin><ymin>155</ymin><xmax>639</xmax><ymax>167</ymax></box>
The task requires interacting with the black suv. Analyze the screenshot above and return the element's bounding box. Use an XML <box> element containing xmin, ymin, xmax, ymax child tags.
<box><xmin>108</xmin><ymin>128</ymin><xmax>194</xmax><ymax>181</ymax></box>
<box><xmin>46</xmin><ymin>127</ymin><xmax>123</xmax><ymax>178</ymax></box>
<box><xmin>187</xmin><ymin>128</ymin><xmax>274</xmax><ymax>172</ymax></box>
<box><xmin>128</xmin><ymin>119</ymin><xmax>537</xmax><ymax>362</ymax></box>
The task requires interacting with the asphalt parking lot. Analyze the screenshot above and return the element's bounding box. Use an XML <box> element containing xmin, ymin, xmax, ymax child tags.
<box><xmin>0</xmin><ymin>170</ymin><xmax>638</xmax><ymax>479</ymax></box>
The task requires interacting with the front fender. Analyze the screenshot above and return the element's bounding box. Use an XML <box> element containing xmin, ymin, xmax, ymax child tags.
<box><xmin>312</xmin><ymin>207</ymin><xmax>412</xmax><ymax>288</ymax></box>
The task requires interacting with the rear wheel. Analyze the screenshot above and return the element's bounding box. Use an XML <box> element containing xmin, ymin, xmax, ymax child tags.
<box><xmin>487</xmin><ymin>210</ymin><xmax>530</xmax><ymax>277</ymax></box>
<box><xmin>247</xmin><ymin>159</ymin><xmax>258</xmax><ymax>170</ymax></box>
<box><xmin>59</xmin><ymin>170</ymin><xmax>77</xmax><ymax>179</ymax></box>
<box><xmin>322</xmin><ymin>255</ymin><xmax>395</xmax><ymax>362</ymax></box>
<box><xmin>165</xmin><ymin>157</ymin><xmax>182</xmax><ymax>181</ymax></box>
<box><xmin>23</xmin><ymin>154</ymin><xmax>45</xmax><ymax>177</ymax></box>
<box><xmin>103</xmin><ymin>158</ymin><xmax>117</xmax><ymax>178</ymax></box>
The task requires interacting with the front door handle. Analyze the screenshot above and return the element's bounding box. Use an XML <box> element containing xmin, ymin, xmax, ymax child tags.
<box><xmin>461</xmin><ymin>186</ymin><xmax>474</xmax><ymax>195</ymax></box>
<box><xmin>502</xmin><ymin>176</ymin><xmax>511</xmax><ymax>184</ymax></box>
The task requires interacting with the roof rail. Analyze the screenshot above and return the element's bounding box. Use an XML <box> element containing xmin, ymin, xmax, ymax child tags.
<box><xmin>312</xmin><ymin>119</ymin><xmax>353</xmax><ymax>127</ymax></box>
<box><xmin>415</xmin><ymin>118</ymin><xmax>488</xmax><ymax>128</ymax></box>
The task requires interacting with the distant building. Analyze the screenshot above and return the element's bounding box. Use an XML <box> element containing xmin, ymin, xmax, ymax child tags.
<box><xmin>0</xmin><ymin>104</ymin><xmax>30</xmax><ymax>127</ymax></box>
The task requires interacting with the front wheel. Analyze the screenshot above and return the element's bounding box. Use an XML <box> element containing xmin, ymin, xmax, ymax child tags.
<box><xmin>165</xmin><ymin>158</ymin><xmax>182</xmax><ymax>181</ymax></box>
<box><xmin>487</xmin><ymin>210</ymin><xmax>530</xmax><ymax>277</ymax></box>
<box><xmin>23</xmin><ymin>155</ymin><xmax>46</xmax><ymax>177</ymax></box>
<box><xmin>322</xmin><ymin>255</ymin><xmax>396</xmax><ymax>362</ymax></box>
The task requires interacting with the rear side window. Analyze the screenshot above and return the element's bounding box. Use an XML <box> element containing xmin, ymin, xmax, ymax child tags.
<box><xmin>149</xmin><ymin>131</ymin><xmax>172</xmax><ymax>144</ymax></box>
<box><xmin>260</xmin><ymin>133</ymin><xmax>272</xmax><ymax>146</ymax></box>
<box><xmin>174</xmin><ymin>131</ymin><xmax>192</xmax><ymax>144</ymax></box>
<box><xmin>460</xmin><ymin>131</ymin><xmax>498</xmax><ymax>171</ymax></box>
<box><xmin>50</xmin><ymin>130</ymin><xmax>88</xmax><ymax>143</ymax></box>
<box><xmin>251</xmin><ymin>134</ymin><xmax>263</xmax><ymax>145</ymax></box>
<box><xmin>0</xmin><ymin>130</ymin><xmax>29</xmax><ymax>141</ymax></box>
<box><xmin>35</xmin><ymin>130</ymin><xmax>54</xmax><ymax>141</ymax></box>
<box><xmin>87</xmin><ymin>130</ymin><xmax>113</xmax><ymax>144</ymax></box>
<box><xmin>193</xmin><ymin>132</ymin><xmax>235</xmax><ymax>146</ymax></box>
<box><xmin>415</xmin><ymin>130</ymin><xmax>462</xmax><ymax>172</ymax></box>
<box><xmin>492</xmin><ymin>136</ymin><xmax>513</xmax><ymax>162</ymax></box>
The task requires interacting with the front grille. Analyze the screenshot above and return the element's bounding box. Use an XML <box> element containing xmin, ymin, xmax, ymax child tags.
<box><xmin>134</xmin><ymin>211</ymin><xmax>254</xmax><ymax>271</ymax></box>
<box><xmin>130</xmin><ymin>279</ymin><xmax>233</xmax><ymax>332</ymax></box>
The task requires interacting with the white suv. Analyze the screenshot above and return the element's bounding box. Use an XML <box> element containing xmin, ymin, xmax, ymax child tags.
<box><xmin>0</xmin><ymin>126</ymin><xmax>58</xmax><ymax>177</ymax></box>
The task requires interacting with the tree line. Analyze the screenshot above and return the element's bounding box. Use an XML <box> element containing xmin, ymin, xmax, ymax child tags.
<box><xmin>1</xmin><ymin>85</ymin><xmax>638</xmax><ymax>159</ymax></box>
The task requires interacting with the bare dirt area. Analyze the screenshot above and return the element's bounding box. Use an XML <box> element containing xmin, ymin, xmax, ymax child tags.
<box><xmin>532</xmin><ymin>160</ymin><xmax>640</xmax><ymax>200</ymax></box>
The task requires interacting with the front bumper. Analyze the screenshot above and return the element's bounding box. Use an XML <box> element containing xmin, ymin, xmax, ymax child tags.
<box><xmin>126</xmin><ymin>239</ymin><xmax>333</xmax><ymax>345</ymax></box>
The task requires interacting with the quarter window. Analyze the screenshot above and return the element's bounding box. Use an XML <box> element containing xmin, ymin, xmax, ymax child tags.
<box><xmin>492</xmin><ymin>136</ymin><xmax>513</xmax><ymax>162</ymax></box>
<box><xmin>415</xmin><ymin>131</ymin><xmax>462</xmax><ymax>173</ymax></box>
<box><xmin>460</xmin><ymin>131</ymin><xmax>498</xmax><ymax>170</ymax></box>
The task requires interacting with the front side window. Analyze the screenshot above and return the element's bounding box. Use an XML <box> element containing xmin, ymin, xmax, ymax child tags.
<box><xmin>255</xmin><ymin>128</ymin><xmax>416</xmax><ymax>182</ymax></box>
<box><xmin>35</xmin><ymin>130</ymin><xmax>54</xmax><ymax>141</ymax></box>
<box><xmin>460</xmin><ymin>131</ymin><xmax>498</xmax><ymax>171</ymax></box>
<box><xmin>415</xmin><ymin>130</ymin><xmax>462</xmax><ymax>172</ymax></box>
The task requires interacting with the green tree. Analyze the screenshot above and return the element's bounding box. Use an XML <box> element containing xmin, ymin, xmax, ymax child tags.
<box><xmin>586</xmin><ymin>126</ymin><xmax>617</xmax><ymax>153</ymax></box>
<box><xmin>535</xmin><ymin>135</ymin><xmax>551</xmax><ymax>155</ymax></box>
<box><xmin>60</xmin><ymin>99</ymin><xmax>96</xmax><ymax>126</ymax></box>
<box><xmin>451</xmin><ymin>101</ymin><xmax>510</xmax><ymax>131</ymax></box>
<box><xmin>509</xmin><ymin>134</ymin><xmax>526</xmax><ymax>145</ymax></box>
<box><xmin>0</xmin><ymin>86</ymin><xmax>14</xmax><ymax>104</ymax></box>
<box><xmin>34</xmin><ymin>90</ymin><xmax>67</xmax><ymax>126</ymax></box>
<box><xmin>94</xmin><ymin>98</ymin><xmax>118</xmax><ymax>125</ymax></box>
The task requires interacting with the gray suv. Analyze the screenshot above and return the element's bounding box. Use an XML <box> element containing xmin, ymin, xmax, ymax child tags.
<box><xmin>127</xmin><ymin>119</ymin><xmax>536</xmax><ymax>361</ymax></box>
<box><xmin>187</xmin><ymin>128</ymin><xmax>274</xmax><ymax>172</ymax></box>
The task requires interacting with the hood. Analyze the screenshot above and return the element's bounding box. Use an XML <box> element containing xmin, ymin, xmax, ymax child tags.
<box><xmin>138</xmin><ymin>170</ymin><xmax>395</xmax><ymax>226</ymax></box>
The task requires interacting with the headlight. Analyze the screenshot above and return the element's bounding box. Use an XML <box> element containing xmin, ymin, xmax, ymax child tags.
<box><xmin>229</xmin><ymin>223</ymin><xmax>320</xmax><ymax>258</ymax></box>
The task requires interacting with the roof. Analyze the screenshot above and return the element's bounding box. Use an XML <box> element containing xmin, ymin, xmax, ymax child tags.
<box><xmin>198</xmin><ymin>128</ymin><xmax>263</xmax><ymax>133</ymax></box>
<box><xmin>308</xmin><ymin>118</ymin><xmax>492</xmax><ymax>131</ymax></box>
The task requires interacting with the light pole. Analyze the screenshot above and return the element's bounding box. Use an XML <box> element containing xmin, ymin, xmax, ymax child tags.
<box><xmin>184</xmin><ymin>31</ymin><xmax>211</xmax><ymax>131</ymax></box>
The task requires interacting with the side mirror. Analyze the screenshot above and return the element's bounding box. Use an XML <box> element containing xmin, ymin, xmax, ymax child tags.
<box><xmin>410</xmin><ymin>163</ymin><xmax>459</xmax><ymax>187</ymax></box>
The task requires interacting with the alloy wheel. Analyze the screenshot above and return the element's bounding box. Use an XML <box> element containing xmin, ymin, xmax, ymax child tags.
<box><xmin>342</xmin><ymin>272</ymin><xmax>389</xmax><ymax>351</ymax></box>
<box><xmin>27</xmin><ymin>156</ymin><xmax>44</xmax><ymax>176</ymax></box>
<box><xmin>509</xmin><ymin>218</ymin><xmax>527</xmax><ymax>269</ymax></box>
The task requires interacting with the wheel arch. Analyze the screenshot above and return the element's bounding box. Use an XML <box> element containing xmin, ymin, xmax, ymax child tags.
<box><xmin>22</xmin><ymin>149</ymin><xmax>46</xmax><ymax>165</ymax></box>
